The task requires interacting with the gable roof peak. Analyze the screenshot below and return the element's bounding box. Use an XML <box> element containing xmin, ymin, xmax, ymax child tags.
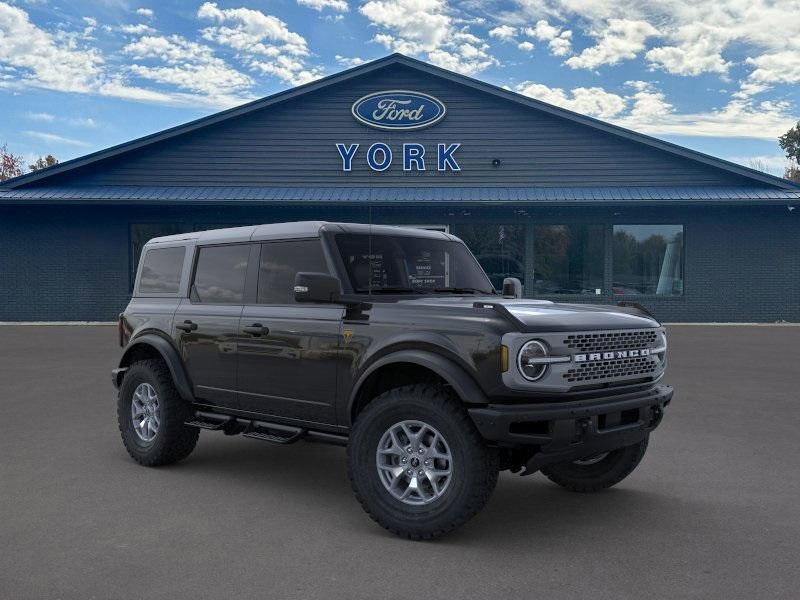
<box><xmin>2</xmin><ymin>52</ymin><xmax>796</xmax><ymax>190</ymax></box>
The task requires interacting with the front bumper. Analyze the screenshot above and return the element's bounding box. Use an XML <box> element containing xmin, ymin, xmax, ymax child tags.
<box><xmin>468</xmin><ymin>384</ymin><xmax>673</xmax><ymax>473</ymax></box>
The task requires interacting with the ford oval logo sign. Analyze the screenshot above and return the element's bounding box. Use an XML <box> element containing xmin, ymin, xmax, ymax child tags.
<box><xmin>352</xmin><ymin>90</ymin><xmax>446</xmax><ymax>131</ymax></box>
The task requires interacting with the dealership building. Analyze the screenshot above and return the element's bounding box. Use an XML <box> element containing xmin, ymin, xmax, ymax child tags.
<box><xmin>1</xmin><ymin>53</ymin><xmax>799</xmax><ymax>322</ymax></box>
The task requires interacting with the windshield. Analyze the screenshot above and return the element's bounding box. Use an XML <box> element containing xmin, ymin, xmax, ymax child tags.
<box><xmin>335</xmin><ymin>233</ymin><xmax>495</xmax><ymax>295</ymax></box>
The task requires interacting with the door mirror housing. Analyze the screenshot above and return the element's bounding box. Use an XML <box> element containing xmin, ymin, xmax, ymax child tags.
<box><xmin>294</xmin><ymin>272</ymin><xmax>342</xmax><ymax>303</ymax></box>
<box><xmin>502</xmin><ymin>277</ymin><xmax>523</xmax><ymax>299</ymax></box>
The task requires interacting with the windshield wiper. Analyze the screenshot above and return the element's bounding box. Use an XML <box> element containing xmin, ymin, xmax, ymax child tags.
<box><xmin>354</xmin><ymin>287</ymin><xmax>424</xmax><ymax>294</ymax></box>
<box><xmin>433</xmin><ymin>287</ymin><xmax>495</xmax><ymax>295</ymax></box>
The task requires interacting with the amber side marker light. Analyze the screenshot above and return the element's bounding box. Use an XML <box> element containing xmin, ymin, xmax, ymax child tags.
<box><xmin>500</xmin><ymin>345</ymin><xmax>509</xmax><ymax>372</ymax></box>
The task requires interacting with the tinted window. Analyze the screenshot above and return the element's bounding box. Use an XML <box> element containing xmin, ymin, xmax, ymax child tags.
<box><xmin>613</xmin><ymin>225</ymin><xmax>684</xmax><ymax>296</ymax></box>
<box><xmin>532</xmin><ymin>224</ymin><xmax>605</xmax><ymax>295</ymax></box>
<box><xmin>335</xmin><ymin>234</ymin><xmax>494</xmax><ymax>294</ymax></box>
<box><xmin>192</xmin><ymin>245</ymin><xmax>250</xmax><ymax>304</ymax></box>
<box><xmin>137</xmin><ymin>246</ymin><xmax>185</xmax><ymax>295</ymax></box>
<box><xmin>131</xmin><ymin>223</ymin><xmax>182</xmax><ymax>288</ymax></box>
<box><xmin>258</xmin><ymin>240</ymin><xmax>329</xmax><ymax>304</ymax></box>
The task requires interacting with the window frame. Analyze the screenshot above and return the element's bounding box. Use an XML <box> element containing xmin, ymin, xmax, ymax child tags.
<box><xmin>611</xmin><ymin>223</ymin><xmax>686</xmax><ymax>299</ymax></box>
<box><xmin>188</xmin><ymin>241</ymin><xmax>254</xmax><ymax>306</ymax></box>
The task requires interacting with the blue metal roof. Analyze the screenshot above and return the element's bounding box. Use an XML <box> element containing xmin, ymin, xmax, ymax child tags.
<box><xmin>1</xmin><ymin>186</ymin><xmax>798</xmax><ymax>205</ymax></box>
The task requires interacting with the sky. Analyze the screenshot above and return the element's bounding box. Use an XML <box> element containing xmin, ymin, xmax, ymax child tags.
<box><xmin>1</xmin><ymin>0</ymin><xmax>798</xmax><ymax>176</ymax></box>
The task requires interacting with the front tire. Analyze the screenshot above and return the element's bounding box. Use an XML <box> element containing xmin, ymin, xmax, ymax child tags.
<box><xmin>347</xmin><ymin>384</ymin><xmax>498</xmax><ymax>540</ymax></box>
<box><xmin>540</xmin><ymin>436</ymin><xmax>649</xmax><ymax>493</ymax></box>
<box><xmin>117</xmin><ymin>359</ymin><xmax>199</xmax><ymax>467</ymax></box>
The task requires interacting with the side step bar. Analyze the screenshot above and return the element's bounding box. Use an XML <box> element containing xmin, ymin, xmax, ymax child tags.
<box><xmin>185</xmin><ymin>410</ymin><xmax>348</xmax><ymax>446</ymax></box>
<box><xmin>242</xmin><ymin>420</ymin><xmax>304</xmax><ymax>445</ymax></box>
<box><xmin>185</xmin><ymin>412</ymin><xmax>234</xmax><ymax>431</ymax></box>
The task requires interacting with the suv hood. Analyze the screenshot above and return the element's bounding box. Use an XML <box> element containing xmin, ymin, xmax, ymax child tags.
<box><xmin>398</xmin><ymin>296</ymin><xmax>659</xmax><ymax>332</ymax></box>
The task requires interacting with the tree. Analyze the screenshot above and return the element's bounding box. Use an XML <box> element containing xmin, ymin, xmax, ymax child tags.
<box><xmin>785</xmin><ymin>164</ymin><xmax>800</xmax><ymax>184</ymax></box>
<box><xmin>1</xmin><ymin>142</ymin><xmax>24</xmax><ymax>182</ymax></box>
<box><xmin>29</xmin><ymin>154</ymin><xmax>58</xmax><ymax>172</ymax></box>
<box><xmin>747</xmin><ymin>158</ymin><xmax>771</xmax><ymax>173</ymax></box>
<box><xmin>778</xmin><ymin>122</ymin><xmax>800</xmax><ymax>183</ymax></box>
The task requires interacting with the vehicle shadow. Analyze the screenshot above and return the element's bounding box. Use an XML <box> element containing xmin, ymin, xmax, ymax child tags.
<box><xmin>163</xmin><ymin>434</ymin><xmax>702</xmax><ymax>547</ymax></box>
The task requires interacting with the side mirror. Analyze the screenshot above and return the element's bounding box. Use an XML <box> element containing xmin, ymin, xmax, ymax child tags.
<box><xmin>502</xmin><ymin>277</ymin><xmax>523</xmax><ymax>299</ymax></box>
<box><xmin>294</xmin><ymin>272</ymin><xmax>342</xmax><ymax>303</ymax></box>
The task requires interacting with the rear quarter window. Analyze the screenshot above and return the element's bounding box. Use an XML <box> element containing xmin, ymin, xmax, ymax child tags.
<box><xmin>137</xmin><ymin>246</ymin><xmax>186</xmax><ymax>295</ymax></box>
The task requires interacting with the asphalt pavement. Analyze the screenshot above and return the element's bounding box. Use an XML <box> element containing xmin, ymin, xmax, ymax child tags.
<box><xmin>1</xmin><ymin>324</ymin><xmax>798</xmax><ymax>600</ymax></box>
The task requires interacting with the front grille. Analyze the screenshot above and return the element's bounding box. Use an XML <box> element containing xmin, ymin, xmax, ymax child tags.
<box><xmin>563</xmin><ymin>356</ymin><xmax>658</xmax><ymax>383</ymax></box>
<box><xmin>563</xmin><ymin>329</ymin><xmax>658</xmax><ymax>353</ymax></box>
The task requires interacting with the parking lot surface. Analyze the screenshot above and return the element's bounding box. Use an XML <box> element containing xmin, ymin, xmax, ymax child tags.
<box><xmin>1</xmin><ymin>325</ymin><xmax>799</xmax><ymax>599</ymax></box>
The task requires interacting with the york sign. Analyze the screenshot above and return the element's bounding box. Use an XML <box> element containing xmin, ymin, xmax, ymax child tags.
<box><xmin>339</xmin><ymin>90</ymin><xmax>460</xmax><ymax>172</ymax></box>
<box><xmin>351</xmin><ymin>90</ymin><xmax>446</xmax><ymax>130</ymax></box>
<box><xmin>336</xmin><ymin>143</ymin><xmax>461</xmax><ymax>172</ymax></box>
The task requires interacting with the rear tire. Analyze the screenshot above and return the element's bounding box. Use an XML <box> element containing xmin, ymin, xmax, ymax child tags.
<box><xmin>117</xmin><ymin>359</ymin><xmax>199</xmax><ymax>467</ymax></box>
<box><xmin>540</xmin><ymin>436</ymin><xmax>649</xmax><ymax>493</ymax></box>
<box><xmin>347</xmin><ymin>384</ymin><xmax>498</xmax><ymax>540</ymax></box>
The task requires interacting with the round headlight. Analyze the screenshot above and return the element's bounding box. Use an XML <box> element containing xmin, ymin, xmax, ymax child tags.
<box><xmin>518</xmin><ymin>340</ymin><xmax>549</xmax><ymax>381</ymax></box>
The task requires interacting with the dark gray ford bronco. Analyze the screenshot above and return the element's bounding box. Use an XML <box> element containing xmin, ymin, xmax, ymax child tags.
<box><xmin>114</xmin><ymin>221</ymin><xmax>672</xmax><ymax>539</ymax></box>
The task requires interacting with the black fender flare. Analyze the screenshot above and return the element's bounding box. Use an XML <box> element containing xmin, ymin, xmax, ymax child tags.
<box><xmin>117</xmin><ymin>334</ymin><xmax>195</xmax><ymax>403</ymax></box>
<box><xmin>348</xmin><ymin>349</ymin><xmax>488</xmax><ymax>424</ymax></box>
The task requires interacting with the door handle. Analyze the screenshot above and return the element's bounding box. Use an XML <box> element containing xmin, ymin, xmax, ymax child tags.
<box><xmin>176</xmin><ymin>320</ymin><xmax>198</xmax><ymax>332</ymax></box>
<box><xmin>242</xmin><ymin>323</ymin><xmax>269</xmax><ymax>336</ymax></box>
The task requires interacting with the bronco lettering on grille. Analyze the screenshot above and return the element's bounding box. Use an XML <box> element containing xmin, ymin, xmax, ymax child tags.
<box><xmin>574</xmin><ymin>348</ymin><xmax>651</xmax><ymax>362</ymax></box>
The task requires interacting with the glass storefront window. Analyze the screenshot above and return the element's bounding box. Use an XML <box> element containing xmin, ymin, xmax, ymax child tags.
<box><xmin>532</xmin><ymin>224</ymin><xmax>604</xmax><ymax>295</ymax></box>
<box><xmin>453</xmin><ymin>223</ymin><xmax>525</xmax><ymax>291</ymax></box>
<box><xmin>613</xmin><ymin>224</ymin><xmax>684</xmax><ymax>296</ymax></box>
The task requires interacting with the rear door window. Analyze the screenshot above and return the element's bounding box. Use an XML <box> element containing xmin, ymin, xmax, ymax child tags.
<box><xmin>192</xmin><ymin>244</ymin><xmax>250</xmax><ymax>304</ymax></box>
<box><xmin>137</xmin><ymin>246</ymin><xmax>185</xmax><ymax>295</ymax></box>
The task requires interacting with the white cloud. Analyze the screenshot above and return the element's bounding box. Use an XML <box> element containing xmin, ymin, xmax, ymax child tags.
<box><xmin>515</xmin><ymin>78</ymin><xmax>795</xmax><ymax>140</ymax></box>
<box><xmin>517</xmin><ymin>41</ymin><xmax>534</xmax><ymax>51</ymax></box>
<box><xmin>565</xmin><ymin>19</ymin><xmax>658</xmax><ymax>70</ymax></box>
<box><xmin>129</xmin><ymin>62</ymin><xmax>252</xmax><ymax>97</ymax></box>
<box><xmin>360</xmin><ymin>0</ymin><xmax>497</xmax><ymax>75</ymax></box>
<box><xmin>0</xmin><ymin>2</ymin><xmax>104</xmax><ymax>93</ymax></box>
<box><xmin>198</xmin><ymin>2</ymin><xmax>308</xmax><ymax>56</ymax></box>
<box><xmin>123</xmin><ymin>34</ymin><xmax>254</xmax><ymax>99</ymax></box>
<box><xmin>250</xmin><ymin>55</ymin><xmax>322</xmax><ymax>86</ymax></box>
<box><xmin>646</xmin><ymin>23</ymin><xmax>730</xmax><ymax>76</ymax></box>
<box><xmin>81</xmin><ymin>16</ymin><xmax>97</xmax><ymax>38</ymax></box>
<box><xmin>0</xmin><ymin>2</ymin><xmax>236</xmax><ymax>108</ymax></box>
<box><xmin>120</xmin><ymin>23</ymin><xmax>156</xmax><ymax>35</ymax></box>
<box><xmin>489</xmin><ymin>25</ymin><xmax>516</xmax><ymax>41</ymax></box>
<box><xmin>523</xmin><ymin>19</ymin><xmax>571</xmax><ymax>56</ymax></box>
<box><xmin>124</xmin><ymin>35</ymin><xmax>214</xmax><ymax>64</ymax></box>
<box><xmin>24</xmin><ymin>130</ymin><xmax>90</xmax><ymax>147</ymax></box>
<box><xmin>68</xmin><ymin>116</ymin><xmax>98</xmax><ymax>128</ymax></box>
<box><xmin>23</xmin><ymin>111</ymin><xmax>99</xmax><ymax>127</ymax></box>
<box><xmin>746</xmin><ymin>52</ymin><xmax>800</xmax><ymax>85</ymax></box>
<box><xmin>136</xmin><ymin>8</ymin><xmax>154</xmax><ymax>18</ymax></box>
<box><xmin>197</xmin><ymin>2</ymin><xmax>320</xmax><ymax>86</ymax></box>
<box><xmin>525</xmin><ymin>19</ymin><xmax>558</xmax><ymax>41</ymax></box>
<box><xmin>25</xmin><ymin>111</ymin><xmax>55</xmax><ymax>121</ymax></box>
<box><xmin>516</xmin><ymin>81</ymin><xmax>627</xmax><ymax>118</ymax></box>
<box><xmin>335</xmin><ymin>55</ymin><xmax>366</xmax><ymax>67</ymax></box>
<box><xmin>297</xmin><ymin>0</ymin><xmax>348</xmax><ymax>12</ymax></box>
<box><xmin>505</xmin><ymin>0</ymin><xmax>800</xmax><ymax>82</ymax></box>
